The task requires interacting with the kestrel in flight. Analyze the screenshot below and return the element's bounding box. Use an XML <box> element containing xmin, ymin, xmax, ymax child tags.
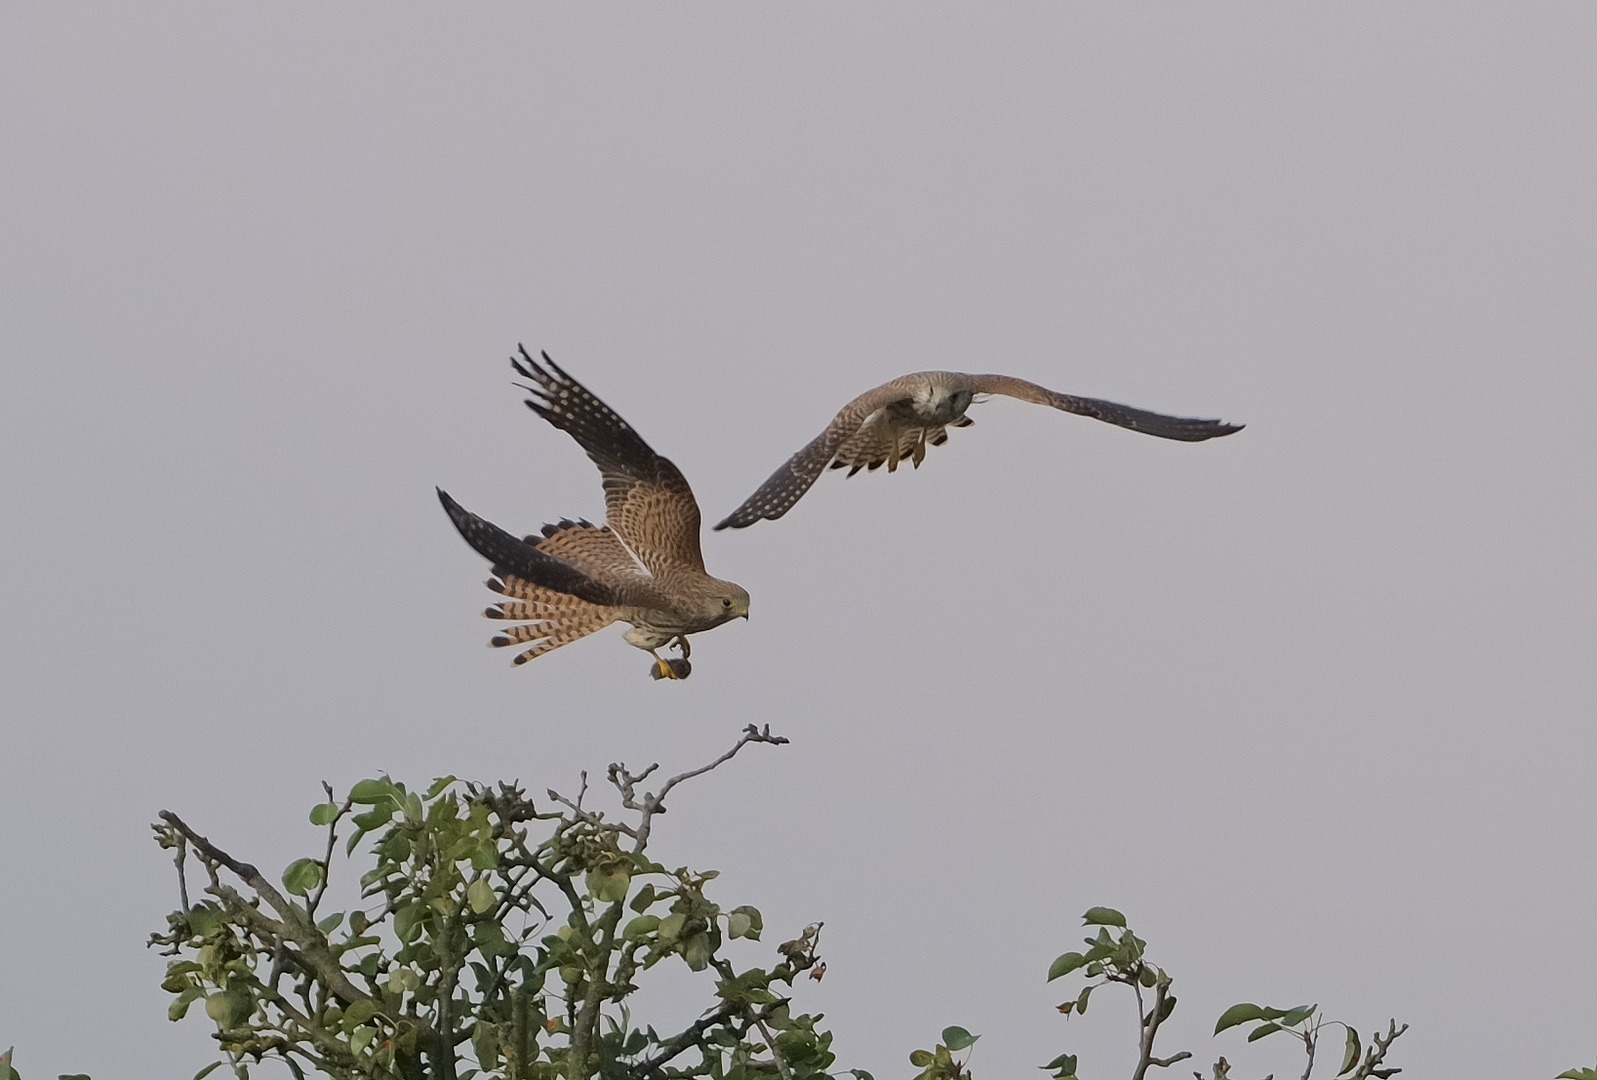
<box><xmin>715</xmin><ymin>372</ymin><xmax>1243</xmax><ymax>529</ymax></box>
<box><xmin>439</xmin><ymin>348</ymin><xmax>748</xmax><ymax>680</ymax></box>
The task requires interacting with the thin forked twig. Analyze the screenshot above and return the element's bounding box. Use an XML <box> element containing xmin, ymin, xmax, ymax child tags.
<box><xmin>613</xmin><ymin>725</ymin><xmax>789</xmax><ymax>851</ymax></box>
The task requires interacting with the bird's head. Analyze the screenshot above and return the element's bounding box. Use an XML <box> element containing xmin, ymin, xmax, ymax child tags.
<box><xmin>709</xmin><ymin>580</ymin><xmax>751</xmax><ymax>623</ymax></box>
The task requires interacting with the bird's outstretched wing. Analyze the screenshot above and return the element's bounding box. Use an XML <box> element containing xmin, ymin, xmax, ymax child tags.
<box><xmin>970</xmin><ymin>375</ymin><xmax>1244</xmax><ymax>442</ymax></box>
<box><xmin>714</xmin><ymin>371</ymin><xmax>1242</xmax><ymax>529</ymax></box>
<box><xmin>511</xmin><ymin>347</ymin><xmax>706</xmax><ymax>576</ymax></box>
<box><xmin>713</xmin><ymin>377</ymin><xmax>926</xmax><ymax>529</ymax></box>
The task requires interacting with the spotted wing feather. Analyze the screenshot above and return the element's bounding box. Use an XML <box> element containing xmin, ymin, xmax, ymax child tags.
<box><xmin>713</xmin><ymin>377</ymin><xmax>923</xmax><ymax>529</ymax></box>
<box><xmin>512</xmin><ymin>348</ymin><xmax>705</xmax><ymax>575</ymax></box>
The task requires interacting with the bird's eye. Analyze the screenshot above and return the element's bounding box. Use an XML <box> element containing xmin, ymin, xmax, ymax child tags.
<box><xmin>723</xmin><ymin>598</ymin><xmax>733</xmax><ymax>608</ymax></box>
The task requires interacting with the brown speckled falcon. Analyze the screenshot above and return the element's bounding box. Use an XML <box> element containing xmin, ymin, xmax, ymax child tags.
<box><xmin>715</xmin><ymin>372</ymin><xmax>1243</xmax><ymax>529</ymax></box>
<box><xmin>439</xmin><ymin>348</ymin><xmax>748</xmax><ymax>680</ymax></box>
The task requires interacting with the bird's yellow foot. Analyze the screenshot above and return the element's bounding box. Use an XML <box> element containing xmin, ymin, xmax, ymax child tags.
<box><xmin>650</xmin><ymin>656</ymin><xmax>692</xmax><ymax>680</ymax></box>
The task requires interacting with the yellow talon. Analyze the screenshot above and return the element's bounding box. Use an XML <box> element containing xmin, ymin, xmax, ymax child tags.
<box><xmin>649</xmin><ymin>653</ymin><xmax>692</xmax><ymax>680</ymax></box>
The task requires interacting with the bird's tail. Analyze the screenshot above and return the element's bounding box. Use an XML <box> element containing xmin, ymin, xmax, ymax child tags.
<box><xmin>484</xmin><ymin>576</ymin><xmax>620</xmax><ymax>665</ymax></box>
<box><xmin>830</xmin><ymin>419</ymin><xmax>961</xmax><ymax>476</ymax></box>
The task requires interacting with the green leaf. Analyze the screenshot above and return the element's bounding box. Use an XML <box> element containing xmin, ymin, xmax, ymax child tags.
<box><xmin>191</xmin><ymin>1063</ymin><xmax>224</xmax><ymax>1080</ymax></box>
<box><xmin>471</xmin><ymin>920</ymin><xmax>510</xmax><ymax>958</ymax></box>
<box><xmin>61</xmin><ymin>1075</ymin><xmax>94</xmax><ymax>1080</ymax></box>
<box><xmin>683</xmin><ymin>932</ymin><xmax>713</xmax><ymax>971</ymax></box>
<box><xmin>657</xmin><ymin>912</ymin><xmax>686</xmax><ymax>943</ymax></box>
<box><xmin>585</xmin><ymin>868</ymin><xmax>631</xmax><ymax>904</ymax></box>
<box><xmin>348</xmin><ymin>778</ymin><xmax>396</xmax><ymax>805</ymax></box>
<box><xmin>729</xmin><ymin>912</ymin><xmax>753</xmax><ymax>939</ymax></box>
<box><xmin>350</xmin><ymin>1025</ymin><xmax>376</xmax><ymax>1056</ymax></box>
<box><xmin>352</xmin><ymin>805</ymin><xmax>394</xmax><ymax>832</ymax></box>
<box><xmin>467</xmin><ymin>877</ymin><xmax>496</xmax><ymax>914</ymax></box>
<box><xmin>1075</xmin><ymin>985</ymin><xmax>1092</xmax><ymax>1016</ymax></box>
<box><xmin>343</xmin><ymin>1000</ymin><xmax>378</xmax><ymax>1028</ymax></box>
<box><xmin>393</xmin><ymin>900</ymin><xmax>424</xmax><ymax>943</ymax></box>
<box><xmin>1555</xmin><ymin>1070</ymin><xmax>1597</xmax><ymax>1080</ymax></box>
<box><xmin>282</xmin><ymin>858</ymin><xmax>324</xmax><ymax>897</ymax></box>
<box><xmin>909</xmin><ymin>1051</ymin><xmax>934</xmax><ymax>1068</ymax></box>
<box><xmin>1214</xmin><ymin>1003</ymin><xmax>1267</xmax><ymax>1034</ymax></box>
<box><xmin>1043</xmin><ymin>1052</ymin><xmax>1079</xmax><ymax>1078</ymax></box>
<box><xmin>941</xmin><ymin>1027</ymin><xmax>979</xmax><ymax>1051</ymax></box>
<box><xmin>729</xmin><ymin>905</ymin><xmax>763</xmax><ymax>941</ymax></box>
<box><xmin>402</xmin><ymin>791</ymin><xmax>425</xmax><ymax>823</ymax></box>
<box><xmin>1339</xmin><ymin>1027</ymin><xmax>1362</xmax><ymax>1076</ymax></box>
<box><xmin>316</xmin><ymin>911</ymin><xmax>344</xmax><ymax>933</ymax></box>
<box><xmin>0</xmin><ymin>1048</ymin><xmax>14</xmax><ymax>1080</ymax></box>
<box><xmin>630</xmin><ymin>884</ymin><xmax>657</xmax><ymax>913</ymax></box>
<box><xmin>168</xmin><ymin>984</ymin><xmax>204</xmax><ymax>1021</ymax></box>
<box><xmin>847</xmin><ymin>1072</ymin><xmax>876</xmax><ymax>1080</ymax></box>
<box><xmin>425</xmin><ymin>775</ymin><xmax>458</xmax><ymax>799</ymax></box>
<box><xmin>1248</xmin><ymin>1022</ymin><xmax>1283</xmax><ymax>1042</ymax></box>
<box><xmin>1138</xmin><ymin>965</ymin><xmax>1158</xmax><ymax>987</ymax></box>
<box><xmin>624</xmin><ymin>915</ymin><xmax>661</xmax><ymax>940</ymax></box>
<box><xmin>1048</xmin><ymin>952</ymin><xmax>1086</xmax><ymax>981</ymax></box>
<box><xmin>309</xmin><ymin>802</ymin><xmax>339</xmax><ymax>826</ymax></box>
<box><xmin>204</xmin><ymin>990</ymin><xmax>250</xmax><ymax>1028</ymax></box>
<box><xmin>1081</xmin><ymin>907</ymin><xmax>1126</xmax><ymax>927</ymax></box>
<box><xmin>1279</xmin><ymin>1005</ymin><xmax>1317</xmax><ymax>1028</ymax></box>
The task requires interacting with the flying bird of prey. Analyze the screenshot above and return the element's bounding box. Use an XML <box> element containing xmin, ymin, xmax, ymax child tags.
<box><xmin>438</xmin><ymin>349</ymin><xmax>749</xmax><ymax>680</ymax></box>
<box><xmin>715</xmin><ymin>372</ymin><xmax>1243</xmax><ymax>529</ymax></box>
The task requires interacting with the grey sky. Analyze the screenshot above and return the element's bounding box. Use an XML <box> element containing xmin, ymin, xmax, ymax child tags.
<box><xmin>2</xmin><ymin>5</ymin><xmax>1593</xmax><ymax>1077</ymax></box>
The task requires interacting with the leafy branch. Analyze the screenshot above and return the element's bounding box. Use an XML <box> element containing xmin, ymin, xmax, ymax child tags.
<box><xmin>147</xmin><ymin>725</ymin><xmax>836</xmax><ymax>1080</ymax></box>
<box><xmin>1044</xmin><ymin>907</ymin><xmax>1190</xmax><ymax>1080</ymax></box>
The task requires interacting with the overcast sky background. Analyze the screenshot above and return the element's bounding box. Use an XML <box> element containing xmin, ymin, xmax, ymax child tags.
<box><xmin>2</xmin><ymin>5</ymin><xmax>1594</xmax><ymax>1078</ymax></box>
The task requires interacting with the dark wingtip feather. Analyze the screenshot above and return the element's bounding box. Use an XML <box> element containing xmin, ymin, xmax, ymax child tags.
<box><xmin>438</xmin><ymin>489</ymin><xmax>616</xmax><ymax>606</ymax></box>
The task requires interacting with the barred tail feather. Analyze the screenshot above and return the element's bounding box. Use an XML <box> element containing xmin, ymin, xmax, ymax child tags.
<box><xmin>488</xmin><ymin>612</ymin><xmax>618</xmax><ymax>666</ymax></box>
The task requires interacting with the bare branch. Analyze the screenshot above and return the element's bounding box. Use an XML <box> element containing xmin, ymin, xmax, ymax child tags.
<box><xmin>1348</xmin><ymin>1021</ymin><xmax>1407</xmax><ymax>1080</ymax></box>
<box><xmin>174</xmin><ymin>833</ymin><xmax>191</xmax><ymax>912</ymax></box>
<box><xmin>1299</xmin><ymin>1020</ymin><xmax>1319</xmax><ymax>1080</ymax></box>
<box><xmin>1194</xmin><ymin>1059</ymin><xmax>1272</xmax><ymax>1080</ymax></box>
<box><xmin>623</xmin><ymin>725</ymin><xmax>789</xmax><ymax>851</ymax></box>
<box><xmin>625</xmin><ymin>1001</ymin><xmax>741</xmax><ymax>1080</ymax></box>
<box><xmin>1132</xmin><ymin>980</ymin><xmax>1187</xmax><ymax>1080</ymax></box>
<box><xmin>755</xmin><ymin>1014</ymin><xmax>794</xmax><ymax>1080</ymax></box>
<box><xmin>545</xmin><ymin>788</ymin><xmax>639</xmax><ymax>839</ymax></box>
<box><xmin>306</xmin><ymin>784</ymin><xmax>347</xmax><ymax>919</ymax></box>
